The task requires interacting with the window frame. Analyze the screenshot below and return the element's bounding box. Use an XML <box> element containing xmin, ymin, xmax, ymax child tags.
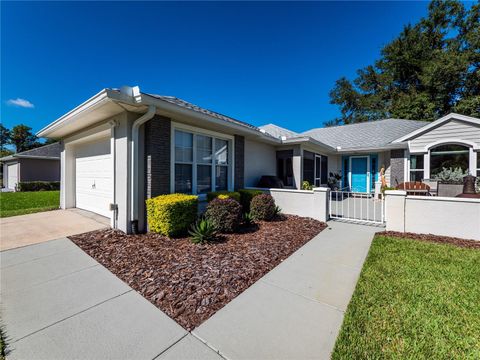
<box><xmin>170</xmin><ymin>122</ymin><xmax>234</xmax><ymax>197</ymax></box>
<box><xmin>408</xmin><ymin>154</ymin><xmax>425</xmax><ymax>182</ymax></box>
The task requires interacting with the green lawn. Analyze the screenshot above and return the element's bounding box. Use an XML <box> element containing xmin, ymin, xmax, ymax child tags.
<box><xmin>0</xmin><ymin>191</ymin><xmax>60</xmax><ymax>217</ymax></box>
<box><xmin>333</xmin><ymin>235</ymin><xmax>480</xmax><ymax>359</ymax></box>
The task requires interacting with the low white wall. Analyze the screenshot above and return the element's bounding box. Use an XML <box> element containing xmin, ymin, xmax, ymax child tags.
<box><xmin>247</xmin><ymin>187</ymin><xmax>329</xmax><ymax>222</ymax></box>
<box><xmin>385</xmin><ymin>190</ymin><xmax>480</xmax><ymax>241</ymax></box>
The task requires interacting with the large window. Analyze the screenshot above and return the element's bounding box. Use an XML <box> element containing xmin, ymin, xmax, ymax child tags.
<box><xmin>303</xmin><ymin>150</ymin><xmax>325</xmax><ymax>187</ymax></box>
<box><xmin>430</xmin><ymin>144</ymin><xmax>469</xmax><ymax>177</ymax></box>
<box><xmin>409</xmin><ymin>154</ymin><xmax>424</xmax><ymax>182</ymax></box>
<box><xmin>174</xmin><ymin>129</ymin><xmax>231</xmax><ymax>194</ymax></box>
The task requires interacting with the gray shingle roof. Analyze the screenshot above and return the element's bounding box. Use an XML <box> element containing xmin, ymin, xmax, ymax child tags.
<box><xmin>18</xmin><ymin>142</ymin><xmax>61</xmax><ymax>158</ymax></box>
<box><xmin>259</xmin><ymin>124</ymin><xmax>299</xmax><ymax>139</ymax></box>
<box><xmin>1</xmin><ymin>142</ymin><xmax>61</xmax><ymax>161</ymax></box>
<box><xmin>301</xmin><ymin>119</ymin><xmax>428</xmax><ymax>150</ymax></box>
<box><xmin>145</xmin><ymin>93</ymin><xmax>263</xmax><ymax>133</ymax></box>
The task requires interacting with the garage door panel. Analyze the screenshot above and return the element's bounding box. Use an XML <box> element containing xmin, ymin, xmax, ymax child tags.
<box><xmin>75</xmin><ymin>138</ymin><xmax>112</xmax><ymax>219</ymax></box>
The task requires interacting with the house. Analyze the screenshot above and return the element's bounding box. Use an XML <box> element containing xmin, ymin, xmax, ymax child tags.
<box><xmin>1</xmin><ymin>142</ymin><xmax>61</xmax><ymax>190</ymax></box>
<box><xmin>37</xmin><ymin>86</ymin><xmax>480</xmax><ymax>233</ymax></box>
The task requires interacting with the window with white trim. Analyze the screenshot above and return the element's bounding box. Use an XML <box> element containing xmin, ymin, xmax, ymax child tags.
<box><xmin>409</xmin><ymin>154</ymin><xmax>424</xmax><ymax>182</ymax></box>
<box><xmin>174</xmin><ymin>129</ymin><xmax>231</xmax><ymax>194</ymax></box>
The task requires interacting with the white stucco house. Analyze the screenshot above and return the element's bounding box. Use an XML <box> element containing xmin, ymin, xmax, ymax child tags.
<box><xmin>37</xmin><ymin>86</ymin><xmax>480</xmax><ymax>233</ymax></box>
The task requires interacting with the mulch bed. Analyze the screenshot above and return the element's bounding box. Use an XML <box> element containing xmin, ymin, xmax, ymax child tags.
<box><xmin>377</xmin><ymin>231</ymin><xmax>480</xmax><ymax>249</ymax></box>
<box><xmin>70</xmin><ymin>215</ymin><xmax>326</xmax><ymax>330</ymax></box>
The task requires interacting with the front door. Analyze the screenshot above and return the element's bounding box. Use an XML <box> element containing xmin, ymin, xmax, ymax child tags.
<box><xmin>351</xmin><ymin>157</ymin><xmax>368</xmax><ymax>192</ymax></box>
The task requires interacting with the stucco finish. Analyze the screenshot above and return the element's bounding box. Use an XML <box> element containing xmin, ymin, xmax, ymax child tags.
<box><xmin>244</xmin><ymin>139</ymin><xmax>276</xmax><ymax>187</ymax></box>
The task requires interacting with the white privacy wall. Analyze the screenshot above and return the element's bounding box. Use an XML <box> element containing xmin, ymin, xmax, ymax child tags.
<box><xmin>385</xmin><ymin>190</ymin><xmax>480</xmax><ymax>241</ymax></box>
<box><xmin>247</xmin><ymin>187</ymin><xmax>329</xmax><ymax>222</ymax></box>
<box><xmin>244</xmin><ymin>139</ymin><xmax>276</xmax><ymax>187</ymax></box>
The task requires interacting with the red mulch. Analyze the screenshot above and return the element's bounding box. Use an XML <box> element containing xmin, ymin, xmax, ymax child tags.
<box><xmin>377</xmin><ymin>231</ymin><xmax>480</xmax><ymax>249</ymax></box>
<box><xmin>69</xmin><ymin>215</ymin><xmax>326</xmax><ymax>330</ymax></box>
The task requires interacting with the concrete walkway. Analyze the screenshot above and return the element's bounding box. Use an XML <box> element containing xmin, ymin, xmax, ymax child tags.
<box><xmin>0</xmin><ymin>209</ymin><xmax>109</xmax><ymax>251</ymax></box>
<box><xmin>193</xmin><ymin>221</ymin><xmax>379</xmax><ymax>359</ymax></box>
<box><xmin>0</xmin><ymin>238</ymin><xmax>221</xmax><ymax>360</ymax></box>
<box><xmin>1</xmin><ymin>220</ymin><xmax>378</xmax><ymax>360</ymax></box>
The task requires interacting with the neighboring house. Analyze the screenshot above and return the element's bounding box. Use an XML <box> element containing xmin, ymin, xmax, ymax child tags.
<box><xmin>1</xmin><ymin>143</ymin><xmax>61</xmax><ymax>190</ymax></box>
<box><xmin>37</xmin><ymin>86</ymin><xmax>480</xmax><ymax>233</ymax></box>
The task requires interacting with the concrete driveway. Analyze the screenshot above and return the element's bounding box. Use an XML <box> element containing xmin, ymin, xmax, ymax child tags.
<box><xmin>0</xmin><ymin>209</ymin><xmax>109</xmax><ymax>251</ymax></box>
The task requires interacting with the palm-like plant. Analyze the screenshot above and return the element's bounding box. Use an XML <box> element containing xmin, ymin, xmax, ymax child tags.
<box><xmin>188</xmin><ymin>219</ymin><xmax>217</xmax><ymax>244</ymax></box>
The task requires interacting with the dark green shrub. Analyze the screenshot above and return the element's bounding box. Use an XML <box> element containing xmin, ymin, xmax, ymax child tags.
<box><xmin>250</xmin><ymin>194</ymin><xmax>276</xmax><ymax>221</ymax></box>
<box><xmin>204</xmin><ymin>197</ymin><xmax>242</xmax><ymax>233</ymax></box>
<box><xmin>17</xmin><ymin>181</ymin><xmax>60</xmax><ymax>192</ymax></box>
<box><xmin>146</xmin><ymin>194</ymin><xmax>198</xmax><ymax>237</ymax></box>
<box><xmin>274</xmin><ymin>205</ymin><xmax>282</xmax><ymax>217</ymax></box>
<box><xmin>238</xmin><ymin>189</ymin><xmax>263</xmax><ymax>212</ymax></box>
<box><xmin>189</xmin><ymin>218</ymin><xmax>217</xmax><ymax>244</ymax></box>
<box><xmin>206</xmin><ymin>191</ymin><xmax>241</xmax><ymax>203</ymax></box>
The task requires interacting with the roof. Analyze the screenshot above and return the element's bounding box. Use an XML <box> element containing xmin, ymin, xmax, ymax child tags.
<box><xmin>0</xmin><ymin>142</ymin><xmax>61</xmax><ymax>162</ymax></box>
<box><xmin>259</xmin><ymin>124</ymin><xmax>299</xmax><ymax>139</ymax></box>
<box><xmin>144</xmin><ymin>93</ymin><xmax>266</xmax><ymax>134</ymax></box>
<box><xmin>301</xmin><ymin>119</ymin><xmax>428</xmax><ymax>150</ymax></box>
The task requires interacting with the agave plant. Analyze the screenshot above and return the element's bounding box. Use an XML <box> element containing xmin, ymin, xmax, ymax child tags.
<box><xmin>273</xmin><ymin>205</ymin><xmax>282</xmax><ymax>217</ymax></box>
<box><xmin>188</xmin><ymin>219</ymin><xmax>217</xmax><ymax>244</ymax></box>
<box><xmin>243</xmin><ymin>211</ymin><xmax>255</xmax><ymax>225</ymax></box>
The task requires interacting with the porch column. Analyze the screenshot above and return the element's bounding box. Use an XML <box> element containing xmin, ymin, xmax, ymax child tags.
<box><xmin>292</xmin><ymin>145</ymin><xmax>302</xmax><ymax>189</ymax></box>
<box><xmin>423</xmin><ymin>152</ymin><xmax>430</xmax><ymax>179</ymax></box>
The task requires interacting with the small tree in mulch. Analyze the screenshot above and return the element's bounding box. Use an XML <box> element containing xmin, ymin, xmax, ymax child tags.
<box><xmin>204</xmin><ymin>197</ymin><xmax>243</xmax><ymax>233</ymax></box>
<box><xmin>250</xmin><ymin>194</ymin><xmax>276</xmax><ymax>221</ymax></box>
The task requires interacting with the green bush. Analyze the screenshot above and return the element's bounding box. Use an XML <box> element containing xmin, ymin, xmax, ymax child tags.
<box><xmin>189</xmin><ymin>218</ymin><xmax>217</xmax><ymax>244</ymax></box>
<box><xmin>146</xmin><ymin>193</ymin><xmax>198</xmax><ymax>237</ymax></box>
<box><xmin>17</xmin><ymin>181</ymin><xmax>60</xmax><ymax>192</ymax></box>
<box><xmin>206</xmin><ymin>191</ymin><xmax>241</xmax><ymax>203</ymax></box>
<box><xmin>250</xmin><ymin>194</ymin><xmax>276</xmax><ymax>221</ymax></box>
<box><xmin>302</xmin><ymin>181</ymin><xmax>313</xmax><ymax>190</ymax></box>
<box><xmin>238</xmin><ymin>189</ymin><xmax>263</xmax><ymax>212</ymax></box>
<box><xmin>204</xmin><ymin>197</ymin><xmax>242</xmax><ymax>233</ymax></box>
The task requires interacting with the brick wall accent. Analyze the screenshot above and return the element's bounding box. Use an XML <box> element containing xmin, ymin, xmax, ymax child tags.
<box><xmin>234</xmin><ymin>135</ymin><xmax>245</xmax><ymax>190</ymax></box>
<box><xmin>145</xmin><ymin>116</ymin><xmax>171</xmax><ymax>198</ymax></box>
<box><xmin>390</xmin><ymin>149</ymin><xmax>405</xmax><ymax>187</ymax></box>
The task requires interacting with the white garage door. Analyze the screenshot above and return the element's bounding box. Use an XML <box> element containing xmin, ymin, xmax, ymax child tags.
<box><xmin>7</xmin><ymin>163</ymin><xmax>19</xmax><ymax>190</ymax></box>
<box><xmin>75</xmin><ymin>138</ymin><xmax>112</xmax><ymax>218</ymax></box>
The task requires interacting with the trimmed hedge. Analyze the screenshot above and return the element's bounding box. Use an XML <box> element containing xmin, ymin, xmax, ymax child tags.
<box><xmin>238</xmin><ymin>189</ymin><xmax>264</xmax><ymax>212</ymax></box>
<box><xmin>250</xmin><ymin>194</ymin><xmax>276</xmax><ymax>221</ymax></box>
<box><xmin>146</xmin><ymin>193</ymin><xmax>198</xmax><ymax>237</ymax></box>
<box><xmin>204</xmin><ymin>197</ymin><xmax>242</xmax><ymax>233</ymax></box>
<box><xmin>17</xmin><ymin>181</ymin><xmax>60</xmax><ymax>192</ymax></box>
<box><xmin>206</xmin><ymin>191</ymin><xmax>241</xmax><ymax>203</ymax></box>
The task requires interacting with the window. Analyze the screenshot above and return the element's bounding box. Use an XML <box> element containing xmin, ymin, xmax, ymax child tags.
<box><xmin>303</xmin><ymin>151</ymin><xmax>315</xmax><ymax>185</ymax></box>
<box><xmin>321</xmin><ymin>156</ymin><xmax>328</xmax><ymax>185</ymax></box>
<box><xmin>315</xmin><ymin>156</ymin><xmax>321</xmax><ymax>187</ymax></box>
<box><xmin>477</xmin><ymin>153</ymin><xmax>480</xmax><ymax>177</ymax></box>
<box><xmin>174</xmin><ymin>129</ymin><xmax>231</xmax><ymax>194</ymax></box>
<box><xmin>409</xmin><ymin>154</ymin><xmax>424</xmax><ymax>182</ymax></box>
<box><xmin>174</xmin><ymin>131</ymin><xmax>193</xmax><ymax>193</ymax></box>
<box><xmin>430</xmin><ymin>144</ymin><xmax>469</xmax><ymax>177</ymax></box>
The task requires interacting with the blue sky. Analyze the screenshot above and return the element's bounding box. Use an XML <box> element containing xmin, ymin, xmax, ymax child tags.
<box><xmin>2</xmin><ymin>1</ymin><xmax>432</xmax><ymax>136</ymax></box>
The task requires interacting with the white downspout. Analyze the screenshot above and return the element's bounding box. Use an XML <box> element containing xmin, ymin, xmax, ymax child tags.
<box><xmin>130</xmin><ymin>105</ymin><xmax>156</xmax><ymax>232</ymax></box>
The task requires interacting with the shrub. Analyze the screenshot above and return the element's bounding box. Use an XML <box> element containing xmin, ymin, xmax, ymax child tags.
<box><xmin>206</xmin><ymin>191</ymin><xmax>241</xmax><ymax>203</ymax></box>
<box><xmin>243</xmin><ymin>211</ymin><xmax>255</xmax><ymax>226</ymax></box>
<box><xmin>302</xmin><ymin>181</ymin><xmax>313</xmax><ymax>190</ymax></box>
<box><xmin>273</xmin><ymin>205</ymin><xmax>282</xmax><ymax>217</ymax></box>
<box><xmin>238</xmin><ymin>189</ymin><xmax>263</xmax><ymax>212</ymax></box>
<box><xmin>146</xmin><ymin>194</ymin><xmax>198</xmax><ymax>237</ymax></box>
<box><xmin>204</xmin><ymin>197</ymin><xmax>242</xmax><ymax>233</ymax></box>
<box><xmin>17</xmin><ymin>181</ymin><xmax>60</xmax><ymax>192</ymax></box>
<box><xmin>250</xmin><ymin>194</ymin><xmax>276</xmax><ymax>221</ymax></box>
<box><xmin>189</xmin><ymin>218</ymin><xmax>217</xmax><ymax>244</ymax></box>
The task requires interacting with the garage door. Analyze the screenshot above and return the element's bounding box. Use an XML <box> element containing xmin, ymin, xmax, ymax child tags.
<box><xmin>75</xmin><ymin>138</ymin><xmax>112</xmax><ymax>218</ymax></box>
<box><xmin>7</xmin><ymin>163</ymin><xmax>19</xmax><ymax>190</ymax></box>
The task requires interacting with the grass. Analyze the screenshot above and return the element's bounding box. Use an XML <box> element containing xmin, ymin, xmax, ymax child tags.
<box><xmin>332</xmin><ymin>235</ymin><xmax>480</xmax><ymax>359</ymax></box>
<box><xmin>0</xmin><ymin>191</ymin><xmax>60</xmax><ymax>217</ymax></box>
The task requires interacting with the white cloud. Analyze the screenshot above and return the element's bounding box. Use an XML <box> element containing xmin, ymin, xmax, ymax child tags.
<box><xmin>6</xmin><ymin>98</ymin><xmax>35</xmax><ymax>108</ymax></box>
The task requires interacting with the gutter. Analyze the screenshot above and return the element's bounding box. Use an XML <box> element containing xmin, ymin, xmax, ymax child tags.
<box><xmin>130</xmin><ymin>104</ymin><xmax>157</xmax><ymax>233</ymax></box>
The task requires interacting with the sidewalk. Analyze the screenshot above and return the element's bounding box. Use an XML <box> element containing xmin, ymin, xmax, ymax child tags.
<box><xmin>192</xmin><ymin>221</ymin><xmax>379</xmax><ymax>359</ymax></box>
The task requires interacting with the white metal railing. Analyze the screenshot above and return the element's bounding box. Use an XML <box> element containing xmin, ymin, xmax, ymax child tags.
<box><xmin>329</xmin><ymin>190</ymin><xmax>385</xmax><ymax>224</ymax></box>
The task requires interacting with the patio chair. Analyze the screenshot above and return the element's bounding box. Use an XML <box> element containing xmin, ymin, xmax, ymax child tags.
<box><xmin>396</xmin><ymin>181</ymin><xmax>431</xmax><ymax>196</ymax></box>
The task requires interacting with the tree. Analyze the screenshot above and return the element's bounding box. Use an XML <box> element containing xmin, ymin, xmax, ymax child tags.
<box><xmin>10</xmin><ymin>124</ymin><xmax>40</xmax><ymax>152</ymax></box>
<box><xmin>0</xmin><ymin>124</ymin><xmax>11</xmax><ymax>152</ymax></box>
<box><xmin>329</xmin><ymin>0</ymin><xmax>480</xmax><ymax>125</ymax></box>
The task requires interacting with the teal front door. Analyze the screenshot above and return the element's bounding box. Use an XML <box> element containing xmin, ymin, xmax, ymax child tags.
<box><xmin>351</xmin><ymin>157</ymin><xmax>368</xmax><ymax>192</ymax></box>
